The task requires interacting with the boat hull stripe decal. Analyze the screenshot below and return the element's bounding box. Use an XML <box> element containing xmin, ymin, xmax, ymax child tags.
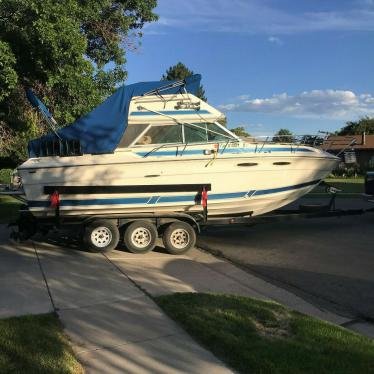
<box><xmin>252</xmin><ymin>179</ymin><xmax>321</xmax><ymax>196</ymax></box>
<box><xmin>29</xmin><ymin>179</ymin><xmax>321</xmax><ymax>208</ymax></box>
<box><xmin>147</xmin><ymin>196</ymin><xmax>160</xmax><ymax>204</ymax></box>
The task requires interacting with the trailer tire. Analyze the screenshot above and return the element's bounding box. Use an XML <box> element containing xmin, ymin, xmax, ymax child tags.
<box><xmin>124</xmin><ymin>220</ymin><xmax>157</xmax><ymax>254</ymax></box>
<box><xmin>162</xmin><ymin>221</ymin><xmax>196</xmax><ymax>255</ymax></box>
<box><xmin>84</xmin><ymin>220</ymin><xmax>119</xmax><ymax>253</ymax></box>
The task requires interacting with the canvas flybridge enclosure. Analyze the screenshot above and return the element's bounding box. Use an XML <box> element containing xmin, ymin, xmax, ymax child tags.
<box><xmin>27</xmin><ymin>75</ymin><xmax>205</xmax><ymax>157</ymax></box>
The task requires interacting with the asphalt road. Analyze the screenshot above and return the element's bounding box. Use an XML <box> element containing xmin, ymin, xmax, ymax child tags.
<box><xmin>198</xmin><ymin>197</ymin><xmax>374</xmax><ymax>321</ymax></box>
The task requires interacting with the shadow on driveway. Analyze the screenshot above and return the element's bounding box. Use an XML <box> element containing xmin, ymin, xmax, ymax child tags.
<box><xmin>199</xmin><ymin>208</ymin><xmax>374</xmax><ymax>321</ymax></box>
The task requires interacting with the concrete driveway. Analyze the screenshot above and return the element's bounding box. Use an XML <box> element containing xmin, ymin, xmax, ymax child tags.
<box><xmin>1</xmin><ymin>197</ymin><xmax>374</xmax><ymax>373</ymax></box>
<box><xmin>198</xmin><ymin>197</ymin><xmax>374</xmax><ymax>322</ymax></box>
<box><xmin>0</xmin><ymin>225</ymin><xmax>235</xmax><ymax>373</ymax></box>
<box><xmin>3</xmin><ymin>216</ymin><xmax>368</xmax><ymax>373</ymax></box>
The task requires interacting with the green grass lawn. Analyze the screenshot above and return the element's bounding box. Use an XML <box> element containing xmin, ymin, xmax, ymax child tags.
<box><xmin>309</xmin><ymin>177</ymin><xmax>364</xmax><ymax>196</ymax></box>
<box><xmin>0</xmin><ymin>313</ymin><xmax>83</xmax><ymax>373</ymax></box>
<box><xmin>0</xmin><ymin>195</ymin><xmax>21</xmax><ymax>224</ymax></box>
<box><xmin>156</xmin><ymin>293</ymin><xmax>374</xmax><ymax>374</ymax></box>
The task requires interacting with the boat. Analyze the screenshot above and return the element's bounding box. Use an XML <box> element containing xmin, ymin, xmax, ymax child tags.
<box><xmin>12</xmin><ymin>74</ymin><xmax>339</xmax><ymax>219</ymax></box>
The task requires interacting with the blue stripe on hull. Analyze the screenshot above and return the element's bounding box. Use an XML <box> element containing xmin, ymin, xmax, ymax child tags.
<box><xmin>158</xmin><ymin>195</ymin><xmax>196</xmax><ymax>203</ymax></box>
<box><xmin>29</xmin><ymin>197</ymin><xmax>150</xmax><ymax>207</ymax></box>
<box><xmin>28</xmin><ymin>179</ymin><xmax>321</xmax><ymax>208</ymax></box>
<box><xmin>252</xmin><ymin>179</ymin><xmax>322</xmax><ymax>196</ymax></box>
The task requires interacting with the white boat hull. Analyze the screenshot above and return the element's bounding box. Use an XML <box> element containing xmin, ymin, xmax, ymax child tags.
<box><xmin>18</xmin><ymin>145</ymin><xmax>339</xmax><ymax>218</ymax></box>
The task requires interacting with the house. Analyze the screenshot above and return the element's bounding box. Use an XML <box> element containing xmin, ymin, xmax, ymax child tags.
<box><xmin>322</xmin><ymin>133</ymin><xmax>374</xmax><ymax>171</ymax></box>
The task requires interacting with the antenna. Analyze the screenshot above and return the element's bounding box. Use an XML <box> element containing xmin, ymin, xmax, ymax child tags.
<box><xmin>26</xmin><ymin>89</ymin><xmax>62</xmax><ymax>140</ymax></box>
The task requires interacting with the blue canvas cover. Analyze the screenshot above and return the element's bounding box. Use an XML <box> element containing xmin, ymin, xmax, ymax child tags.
<box><xmin>28</xmin><ymin>74</ymin><xmax>201</xmax><ymax>157</ymax></box>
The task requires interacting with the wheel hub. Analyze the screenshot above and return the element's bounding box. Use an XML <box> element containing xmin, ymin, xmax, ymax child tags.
<box><xmin>170</xmin><ymin>229</ymin><xmax>189</xmax><ymax>249</ymax></box>
<box><xmin>91</xmin><ymin>226</ymin><xmax>112</xmax><ymax>248</ymax></box>
<box><xmin>131</xmin><ymin>227</ymin><xmax>151</xmax><ymax>248</ymax></box>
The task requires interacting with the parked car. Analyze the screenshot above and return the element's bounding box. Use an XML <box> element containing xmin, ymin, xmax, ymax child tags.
<box><xmin>365</xmin><ymin>171</ymin><xmax>374</xmax><ymax>196</ymax></box>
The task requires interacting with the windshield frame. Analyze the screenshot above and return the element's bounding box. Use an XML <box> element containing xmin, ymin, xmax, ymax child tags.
<box><xmin>124</xmin><ymin>121</ymin><xmax>239</xmax><ymax>148</ymax></box>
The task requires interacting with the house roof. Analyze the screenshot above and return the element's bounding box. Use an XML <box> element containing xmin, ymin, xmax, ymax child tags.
<box><xmin>322</xmin><ymin>134</ymin><xmax>374</xmax><ymax>151</ymax></box>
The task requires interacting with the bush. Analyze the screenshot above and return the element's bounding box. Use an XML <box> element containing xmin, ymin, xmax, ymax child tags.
<box><xmin>331</xmin><ymin>162</ymin><xmax>360</xmax><ymax>178</ymax></box>
<box><xmin>0</xmin><ymin>168</ymin><xmax>13</xmax><ymax>184</ymax></box>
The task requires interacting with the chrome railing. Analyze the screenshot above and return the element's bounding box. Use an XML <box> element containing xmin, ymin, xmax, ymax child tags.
<box><xmin>139</xmin><ymin>133</ymin><xmax>357</xmax><ymax>158</ymax></box>
<box><xmin>246</xmin><ymin>133</ymin><xmax>356</xmax><ymax>154</ymax></box>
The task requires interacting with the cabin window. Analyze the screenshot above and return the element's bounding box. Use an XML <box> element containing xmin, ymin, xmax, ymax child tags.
<box><xmin>118</xmin><ymin>123</ymin><xmax>149</xmax><ymax>148</ymax></box>
<box><xmin>184</xmin><ymin>123</ymin><xmax>207</xmax><ymax>143</ymax></box>
<box><xmin>184</xmin><ymin>122</ymin><xmax>234</xmax><ymax>143</ymax></box>
<box><xmin>135</xmin><ymin>124</ymin><xmax>182</xmax><ymax>145</ymax></box>
<box><xmin>207</xmin><ymin>123</ymin><xmax>232</xmax><ymax>142</ymax></box>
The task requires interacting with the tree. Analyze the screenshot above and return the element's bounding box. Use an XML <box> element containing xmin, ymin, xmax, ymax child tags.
<box><xmin>0</xmin><ymin>0</ymin><xmax>158</xmax><ymax>166</ymax></box>
<box><xmin>161</xmin><ymin>62</ymin><xmax>207</xmax><ymax>101</ymax></box>
<box><xmin>0</xmin><ymin>41</ymin><xmax>17</xmax><ymax>102</ymax></box>
<box><xmin>217</xmin><ymin>116</ymin><xmax>227</xmax><ymax>128</ymax></box>
<box><xmin>337</xmin><ymin>117</ymin><xmax>374</xmax><ymax>135</ymax></box>
<box><xmin>273</xmin><ymin>128</ymin><xmax>294</xmax><ymax>143</ymax></box>
<box><xmin>230</xmin><ymin>126</ymin><xmax>251</xmax><ymax>138</ymax></box>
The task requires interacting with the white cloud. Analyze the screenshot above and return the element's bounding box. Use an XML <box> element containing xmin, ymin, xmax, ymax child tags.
<box><xmin>237</xmin><ymin>94</ymin><xmax>251</xmax><ymax>100</ymax></box>
<box><xmin>268</xmin><ymin>36</ymin><xmax>283</xmax><ymax>45</ymax></box>
<box><xmin>219</xmin><ymin>89</ymin><xmax>374</xmax><ymax>119</ymax></box>
<box><xmin>150</xmin><ymin>0</ymin><xmax>374</xmax><ymax>35</ymax></box>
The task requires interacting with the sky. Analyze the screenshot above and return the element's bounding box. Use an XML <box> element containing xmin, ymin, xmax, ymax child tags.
<box><xmin>125</xmin><ymin>0</ymin><xmax>374</xmax><ymax>137</ymax></box>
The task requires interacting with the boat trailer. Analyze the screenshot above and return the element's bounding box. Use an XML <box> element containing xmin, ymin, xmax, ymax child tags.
<box><xmin>3</xmin><ymin>181</ymin><xmax>374</xmax><ymax>255</ymax></box>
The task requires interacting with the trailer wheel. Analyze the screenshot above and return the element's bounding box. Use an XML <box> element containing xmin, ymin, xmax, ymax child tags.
<box><xmin>162</xmin><ymin>221</ymin><xmax>196</xmax><ymax>255</ymax></box>
<box><xmin>84</xmin><ymin>220</ymin><xmax>119</xmax><ymax>253</ymax></box>
<box><xmin>124</xmin><ymin>220</ymin><xmax>157</xmax><ymax>254</ymax></box>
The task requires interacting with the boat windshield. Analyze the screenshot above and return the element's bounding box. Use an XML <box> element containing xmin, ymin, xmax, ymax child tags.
<box><xmin>120</xmin><ymin>122</ymin><xmax>237</xmax><ymax>147</ymax></box>
<box><xmin>135</xmin><ymin>125</ymin><xmax>183</xmax><ymax>145</ymax></box>
<box><xmin>184</xmin><ymin>122</ymin><xmax>234</xmax><ymax>143</ymax></box>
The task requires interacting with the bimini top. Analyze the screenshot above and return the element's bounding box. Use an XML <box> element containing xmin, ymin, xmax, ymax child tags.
<box><xmin>27</xmin><ymin>75</ymin><xmax>202</xmax><ymax>157</ymax></box>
